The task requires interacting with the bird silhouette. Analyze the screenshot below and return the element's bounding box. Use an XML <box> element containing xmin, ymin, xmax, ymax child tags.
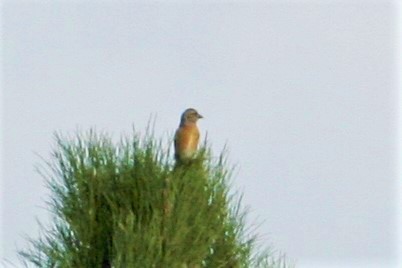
<box><xmin>174</xmin><ymin>108</ymin><xmax>203</xmax><ymax>164</ymax></box>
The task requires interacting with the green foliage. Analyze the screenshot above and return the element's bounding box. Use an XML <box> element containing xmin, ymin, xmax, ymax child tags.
<box><xmin>20</xmin><ymin>130</ymin><xmax>290</xmax><ymax>268</ymax></box>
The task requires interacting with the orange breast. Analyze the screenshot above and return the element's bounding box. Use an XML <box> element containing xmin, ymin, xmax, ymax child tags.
<box><xmin>175</xmin><ymin>124</ymin><xmax>200</xmax><ymax>158</ymax></box>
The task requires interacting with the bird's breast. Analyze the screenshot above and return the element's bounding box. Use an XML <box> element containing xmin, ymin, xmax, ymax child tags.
<box><xmin>175</xmin><ymin>124</ymin><xmax>200</xmax><ymax>154</ymax></box>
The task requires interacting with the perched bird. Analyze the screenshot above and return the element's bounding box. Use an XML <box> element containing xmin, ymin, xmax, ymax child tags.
<box><xmin>174</xmin><ymin>108</ymin><xmax>203</xmax><ymax>163</ymax></box>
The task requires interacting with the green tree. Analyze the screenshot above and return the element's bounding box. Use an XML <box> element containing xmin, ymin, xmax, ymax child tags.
<box><xmin>20</xmin><ymin>130</ymin><xmax>289</xmax><ymax>268</ymax></box>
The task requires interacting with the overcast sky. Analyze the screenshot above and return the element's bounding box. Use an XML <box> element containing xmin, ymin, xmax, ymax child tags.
<box><xmin>1</xmin><ymin>1</ymin><xmax>400</xmax><ymax>267</ymax></box>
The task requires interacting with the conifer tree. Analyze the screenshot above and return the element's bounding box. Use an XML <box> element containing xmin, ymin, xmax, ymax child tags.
<box><xmin>20</xmin><ymin>130</ymin><xmax>290</xmax><ymax>268</ymax></box>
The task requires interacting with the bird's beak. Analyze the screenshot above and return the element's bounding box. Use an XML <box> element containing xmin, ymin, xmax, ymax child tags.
<box><xmin>198</xmin><ymin>114</ymin><xmax>203</xmax><ymax>119</ymax></box>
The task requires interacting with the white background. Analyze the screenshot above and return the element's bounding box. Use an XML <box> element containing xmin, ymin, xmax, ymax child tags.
<box><xmin>1</xmin><ymin>1</ymin><xmax>401</xmax><ymax>267</ymax></box>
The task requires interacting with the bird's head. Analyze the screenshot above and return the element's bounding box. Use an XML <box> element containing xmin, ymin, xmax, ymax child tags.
<box><xmin>180</xmin><ymin>108</ymin><xmax>203</xmax><ymax>125</ymax></box>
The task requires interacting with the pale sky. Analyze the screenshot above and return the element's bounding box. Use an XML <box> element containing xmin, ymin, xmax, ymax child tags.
<box><xmin>1</xmin><ymin>1</ymin><xmax>400</xmax><ymax>267</ymax></box>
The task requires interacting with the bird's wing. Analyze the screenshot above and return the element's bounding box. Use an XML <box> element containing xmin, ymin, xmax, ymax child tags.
<box><xmin>174</xmin><ymin>128</ymin><xmax>180</xmax><ymax>161</ymax></box>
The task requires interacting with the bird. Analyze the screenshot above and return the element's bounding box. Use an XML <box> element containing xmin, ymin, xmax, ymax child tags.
<box><xmin>174</xmin><ymin>108</ymin><xmax>203</xmax><ymax>164</ymax></box>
